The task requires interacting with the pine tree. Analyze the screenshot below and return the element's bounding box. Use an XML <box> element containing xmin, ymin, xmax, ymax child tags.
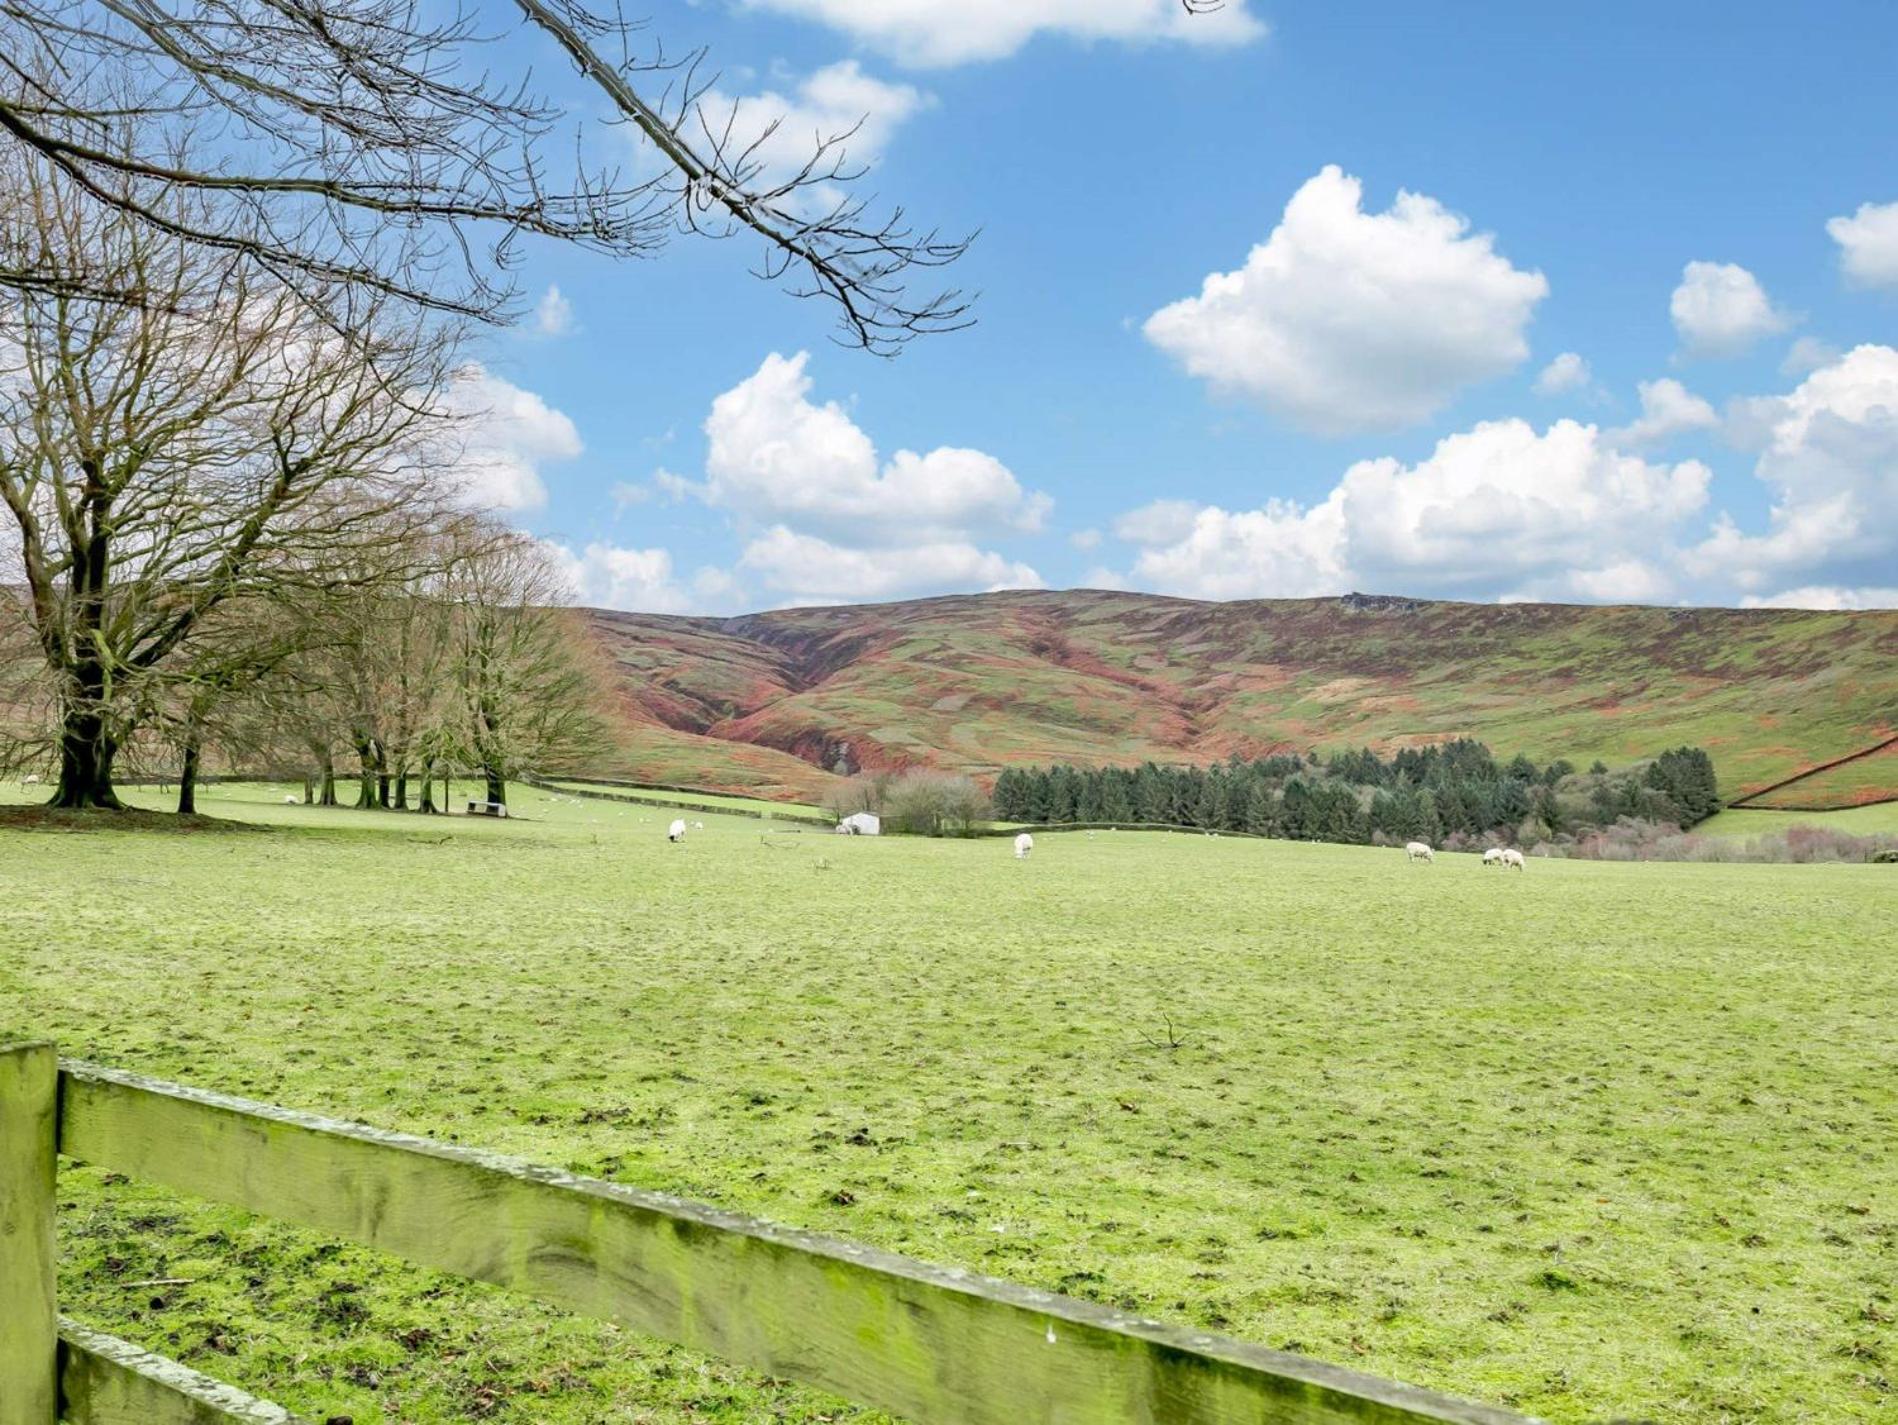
<box><xmin>1243</xmin><ymin>779</ymin><xmax>1277</xmax><ymax>835</ymax></box>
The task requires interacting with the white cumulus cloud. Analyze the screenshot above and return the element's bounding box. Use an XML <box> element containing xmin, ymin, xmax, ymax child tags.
<box><xmin>1670</xmin><ymin>261</ymin><xmax>1791</xmax><ymax>358</ymax></box>
<box><xmin>1121</xmin><ymin>499</ymin><xmax>1348</xmax><ymax>599</ymax></box>
<box><xmin>1112</xmin><ymin>498</ymin><xmax>1203</xmax><ymax>547</ymax></box>
<box><xmin>740</xmin><ymin>0</ymin><xmax>1263</xmax><ymax>67</ymax></box>
<box><xmin>1606</xmin><ymin>378</ymin><xmax>1718</xmax><ymax>448</ymax></box>
<box><xmin>1534</xmin><ymin>352</ymin><xmax>1592</xmax><ymax>396</ymax></box>
<box><xmin>702</xmin><ymin>351</ymin><xmax>1049</xmax><ymax>541</ymax></box>
<box><xmin>441</xmin><ymin>365</ymin><xmax>583</xmax><ymax>511</ymax></box>
<box><xmin>1143</xmin><ymin>166</ymin><xmax>1548</xmax><ymax>434</ymax></box>
<box><xmin>739</xmin><ymin>526</ymin><xmax>1041</xmax><ymax>603</ymax></box>
<box><xmin>549</xmin><ymin>542</ymin><xmax>744</xmax><ymax>615</ymax></box>
<box><xmin>533</xmin><ymin>284</ymin><xmax>574</xmax><ymax>337</ymax></box>
<box><xmin>1826</xmin><ymin>200</ymin><xmax>1898</xmax><ymax>288</ymax></box>
<box><xmin>1114</xmin><ymin>418</ymin><xmax>1711</xmax><ymax>603</ymax></box>
<box><xmin>1740</xmin><ymin>585</ymin><xmax>1898</xmax><ymax>610</ymax></box>
<box><xmin>1781</xmin><ymin>336</ymin><xmax>1841</xmax><ymax>377</ymax></box>
<box><xmin>1691</xmin><ymin>343</ymin><xmax>1898</xmax><ymax>591</ymax></box>
<box><xmin>1337</xmin><ymin>419</ymin><xmax>1709</xmax><ymax>598</ymax></box>
<box><xmin>683</xmin><ymin>352</ymin><xmax>1046</xmax><ymax>605</ymax></box>
<box><xmin>550</xmin><ymin>542</ymin><xmax>692</xmax><ymax>613</ymax></box>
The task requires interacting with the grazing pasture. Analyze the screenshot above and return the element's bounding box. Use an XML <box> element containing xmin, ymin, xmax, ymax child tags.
<box><xmin>1695</xmin><ymin>802</ymin><xmax>1898</xmax><ymax>840</ymax></box>
<box><xmin>0</xmin><ymin>783</ymin><xmax>1892</xmax><ymax>1424</ymax></box>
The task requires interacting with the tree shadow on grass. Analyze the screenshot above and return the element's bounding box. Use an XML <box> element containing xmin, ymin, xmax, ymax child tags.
<box><xmin>0</xmin><ymin>805</ymin><xmax>264</xmax><ymax>835</ymax></box>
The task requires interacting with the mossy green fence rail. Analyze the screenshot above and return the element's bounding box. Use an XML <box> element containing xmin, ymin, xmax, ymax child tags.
<box><xmin>1</xmin><ymin>1042</ymin><xmax>1538</xmax><ymax>1425</ymax></box>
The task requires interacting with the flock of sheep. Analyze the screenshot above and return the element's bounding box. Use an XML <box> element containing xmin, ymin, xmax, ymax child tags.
<box><xmin>1407</xmin><ymin>840</ymin><xmax>1525</xmax><ymax>870</ymax></box>
<box><xmin>666</xmin><ymin>820</ymin><xmax>1523</xmax><ymax>869</ymax></box>
<box><xmin>12</xmin><ymin>775</ymin><xmax>1529</xmax><ymax>876</ymax></box>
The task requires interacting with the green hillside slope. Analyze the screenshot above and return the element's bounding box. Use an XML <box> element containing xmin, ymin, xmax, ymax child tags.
<box><xmin>579</xmin><ymin>591</ymin><xmax>1898</xmax><ymax>804</ymax></box>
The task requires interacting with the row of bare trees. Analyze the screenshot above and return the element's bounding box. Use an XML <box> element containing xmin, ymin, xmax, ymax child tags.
<box><xmin>0</xmin><ymin>0</ymin><xmax>999</xmax><ymax>815</ymax></box>
<box><xmin>163</xmin><ymin>525</ymin><xmax>610</xmax><ymax>816</ymax></box>
<box><xmin>0</xmin><ymin>141</ymin><xmax>609</xmax><ymax>810</ymax></box>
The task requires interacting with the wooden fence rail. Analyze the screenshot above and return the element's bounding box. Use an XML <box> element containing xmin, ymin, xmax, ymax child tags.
<box><xmin>0</xmin><ymin>1041</ymin><xmax>1540</xmax><ymax>1425</ymax></box>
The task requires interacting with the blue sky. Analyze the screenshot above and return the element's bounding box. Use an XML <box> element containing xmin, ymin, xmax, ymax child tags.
<box><xmin>462</xmin><ymin>1</ymin><xmax>1898</xmax><ymax>613</ymax></box>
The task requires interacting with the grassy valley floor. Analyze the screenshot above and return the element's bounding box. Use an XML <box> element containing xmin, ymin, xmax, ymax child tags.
<box><xmin>0</xmin><ymin>783</ymin><xmax>1891</xmax><ymax>1422</ymax></box>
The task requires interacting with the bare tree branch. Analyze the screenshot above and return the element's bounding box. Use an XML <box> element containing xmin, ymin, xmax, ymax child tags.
<box><xmin>0</xmin><ymin>0</ymin><xmax>976</xmax><ymax>349</ymax></box>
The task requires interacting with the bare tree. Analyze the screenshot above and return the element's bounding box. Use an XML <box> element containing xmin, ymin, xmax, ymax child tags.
<box><xmin>0</xmin><ymin>584</ymin><xmax>55</xmax><ymax>779</ymax></box>
<box><xmin>446</xmin><ymin>525</ymin><xmax>608</xmax><ymax>810</ymax></box>
<box><xmin>825</xmin><ymin>768</ymin><xmax>989</xmax><ymax>837</ymax></box>
<box><xmin>150</xmin><ymin>597</ymin><xmax>307</xmax><ymax>813</ymax></box>
<box><xmin>882</xmin><ymin>770</ymin><xmax>989</xmax><ymax>837</ymax></box>
<box><xmin>0</xmin><ymin>0</ymin><xmax>971</xmax><ymax>350</ymax></box>
<box><xmin>0</xmin><ymin>154</ymin><xmax>463</xmax><ymax>807</ymax></box>
<box><xmin>315</xmin><ymin>529</ymin><xmax>472</xmax><ymax>810</ymax></box>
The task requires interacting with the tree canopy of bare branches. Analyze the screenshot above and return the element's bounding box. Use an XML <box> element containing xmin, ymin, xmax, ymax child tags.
<box><xmin>446</xmin><ymin>528</ymin><xmax>608</xmax><ymax>808</ymax></box>
<box><xmin>0</xmin><ymin>151</ymin><xmax>465</xmax><ymax>806</ymax></box>
<box><xmin>0</xmin><ymin>0</ymin><xmax>973</xmax><ymax>350</ymax></box>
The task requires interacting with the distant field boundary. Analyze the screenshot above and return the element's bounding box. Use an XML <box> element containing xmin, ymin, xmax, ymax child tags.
<box><xmin>528</xmin><ymin>788</ymin><xmax>1279</xmax><ymax>842</ymax></box>
<box><xmin>1</xmin><ymin>1043</ymin><xmax>1536</xmax><ymax>1425</ymax></box>
<box><xmin>972</xmin><ymin>821</ymin><xmax>1274</xmax><ymax>840</ymax></box>
<box><xmin>1719</xmin><ymin>794</ymin><xmax>1898</xmax><ymax>815</ymax></box>
<box><xmin>524</xmin><ymin>775</ymin><xmax>833</xmax><ymax>827</ymax></box>
<box><xmin>1727</xmin><ymin>734</ymin><xmax>1898</xmax><ymax>810</ymax></box>
<box><xmin>544</xmin><ymin>772</ymin><xmax>786</xmax><ymax>798</ymax></box>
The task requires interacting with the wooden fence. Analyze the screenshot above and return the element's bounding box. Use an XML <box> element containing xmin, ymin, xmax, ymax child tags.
<box><xmin>0</xmin><ymin>1041</ymin><xmax>1539</xmax><ymax>1425</ymax></box>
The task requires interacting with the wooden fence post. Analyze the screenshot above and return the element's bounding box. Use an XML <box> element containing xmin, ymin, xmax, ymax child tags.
<box><xmin>0</xmin><ymin>1041</ymin><xmax>58</xmax><ymax>1425</ymax></box>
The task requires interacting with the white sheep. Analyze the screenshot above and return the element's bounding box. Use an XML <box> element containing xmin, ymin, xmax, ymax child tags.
<box><xmin>667</xmin><ymin>818</ymin><xmax>687</xmax><ymax>842</ymax></box>
<box><xmin>1405</xmin><ymin>841</ymin><xmax>1434</xmax><ymax>863</ymax></box>
<box><xmin>1501</xmin><ymin>848</ymin><xmax>1526</xmax><ymax>871</ymax></box>
<box><xmin>1481</xmin><ymin>847</ymin><xmax>1505</xmax><ymax>867</ymax></box>
<box><xmin>692</xmin><ymin>820</ymin><xmax>705</xmax><ymax>831</ymax></box>
<box><xmin>1014</xmin><ymin>832</ymin><xmax>1034</xmax><ymax>859</ymax></box>
<box><xmin>22</xmin><ymin>773</ymin><xmax>41</xmax><ymax>787</ymax></box>
<box><xmin>283</xmin><ymin>795</ymin><xmax>299</xmax><ymax>805</ymax></box>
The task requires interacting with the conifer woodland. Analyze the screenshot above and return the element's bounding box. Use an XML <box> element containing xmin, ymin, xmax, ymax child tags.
<box><xmin>992</xmin><ymin>741</ymin><xmax>1722</xmax><ymax>851</ymax></box>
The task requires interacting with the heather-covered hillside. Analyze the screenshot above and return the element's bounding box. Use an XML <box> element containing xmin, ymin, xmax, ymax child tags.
<box><xmin>578</xmin><ymin>591</ymin><xmax>1898</xmax><ymax>806</ymax></box>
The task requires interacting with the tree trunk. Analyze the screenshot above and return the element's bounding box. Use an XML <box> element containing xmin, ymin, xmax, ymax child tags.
<box><xmin>393</xmin><ymin>767</ymin><xmax>409</xmax><ymax>811</ymax></box>
<box><xmin>377</xmin><ymin>772</ymin><xmax>392</xmax><ymax>808</ymax></box>
<box><xmin>303</xmin><ymin>772</ymin><xmax>315</xmax><ymax>804</ymax></box>
<box><xmin>484</xmin><ymin>766</ymin><xmax>506</xmax><ymax>810</ymax></box>
<box><xmin>177</xmin><ymin>735</ymin><xmax>201</xmax><ymax>815</ymax></box>
<box><xmin>319</xmin><ymin>755</ymin><xmax>338</xmax><ymax>806</ymax></box>
<box><xmin>353</xmin><ymin>736</ymin><xmax>376</xmax><ymax>808</ymax></box>
<box><xmin>417</xmin><ymin>761</ymin><xmax>436</xmax><ymax>815</ymax></box>
<box><xmin>49</xmin><ymin>684</ymin><xmax>123</xmax><ymax>810</ymax></box>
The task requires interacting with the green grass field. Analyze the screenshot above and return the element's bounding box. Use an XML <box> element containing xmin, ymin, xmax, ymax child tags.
<box><xmin>1</xmin><ymin>783</ymin><xmax>1892</xmax><ymax>1423</ymax></box>
<box><xmin>1696</xmin><ymin>802</ymin><xmax>1898</xmax><ymax>840</ymax></box>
